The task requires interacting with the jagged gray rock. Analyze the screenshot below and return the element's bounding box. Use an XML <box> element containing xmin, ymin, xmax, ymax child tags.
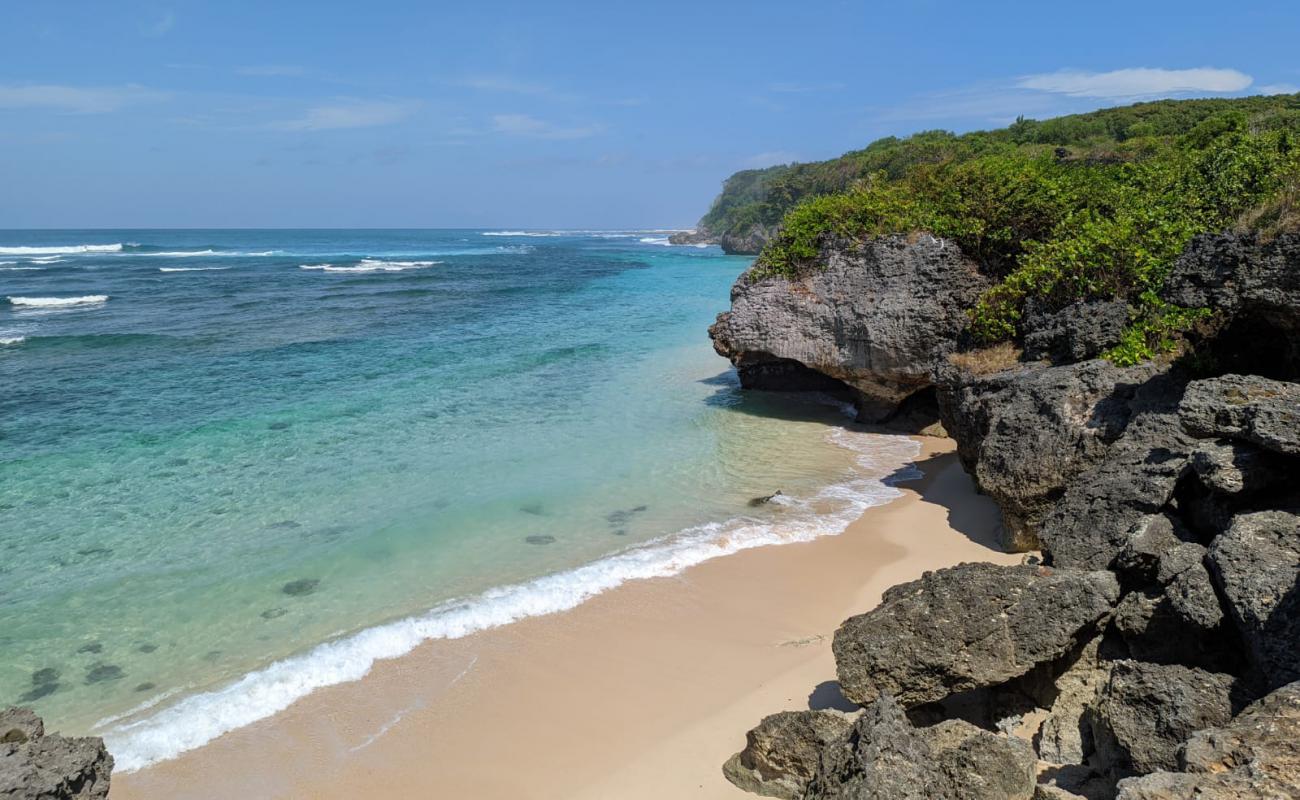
<box><xmin>723</xmin><ymin>710</ymin><xmax>857</xmax><ymax>799</ymax></box>
<box><xmin>0</xmin><ymin>707</ymin><xmax>112</xmax><ymax>800</ymax></box>
<box><xmin>1180</xmin><ymin>374</ymin><xmax>1300</xmax><ymax>457</ymax></box>
<box><xmin>1034</xmin><ymin>640</ymin><xmax>1109</xmax><ymax>766</ymax></box>
<box><xmin>1114</xmin><ymin>680</ymin><xmax>1300</xmax><ymax>799</ymax></box>
<box><xmin>936</xmin><ymin>359</ymin><xmax>1159</xmax><ymax>550</ymax></box>
<box><xmin>710</xmin><ymin>234</ymin><xmax>991</xmax><ymax>422</ymax></box>
<box><xmin>1086</xmin><ymin>661</ymin><xmax>1238</xmax><ymax>776</ymax></box>
<box><xmin>806</xmin><ymin>696</ymin><xmax>1035</xmax><ymax>800</ymax></box>
<box><xmin>1208</xmin><ymin>509</ymin><xmax>1300</xmax><ymax>690</ymax></box>
<box><xmin>1021</xmin><ymin>299</ymin><xmax>1130</xmax><ymax>364</ymax></box>
<box><xmin>1113</xmin><ymin>514</ymin><xmax>1195</xmax><ymax>585</ymax></box>
<box><xmin>833</xmin><ymin>563</ymin><xmax>1119</xmax><ymax>708</ymax></box>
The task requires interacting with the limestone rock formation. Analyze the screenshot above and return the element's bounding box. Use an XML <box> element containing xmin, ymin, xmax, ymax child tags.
<box><xmin>710</xmin><ymin>234</ymin><xmax>991</xmax><ymax>422</ymax></box>
<box><xmin>833</xmin><ymin>563</ymin><xmax>1119</xmax><ymax>707</ymax></box>
<box><xmin>1021</xmin><ymin>299</ymin><xmax>1130</xmax><ymax>364</ymax></box>
<box><xmin>723</xmin><ymin>710</ymin><xmax>857</xmax><ymax>799</ymax></box>
<box><xmin>0</xmin><ymin>707</ymin><xmax>112</xmax><ymax>800</ymax></box>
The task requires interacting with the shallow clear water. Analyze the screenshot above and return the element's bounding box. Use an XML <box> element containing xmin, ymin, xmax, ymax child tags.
<box><xmin>0</xmin><ymin>230</ymin><xmax>918</xmax><ymax>769</ymax></box>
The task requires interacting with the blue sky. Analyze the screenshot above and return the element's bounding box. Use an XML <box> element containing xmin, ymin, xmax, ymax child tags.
<box><xmin>2</xmin><ymin>0</ymin><xmax>1298</xmax><ymax>229</ymax></box>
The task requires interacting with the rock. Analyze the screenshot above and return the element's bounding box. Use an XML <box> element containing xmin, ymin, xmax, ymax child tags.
<box><xmin>1180</xmin><ymin>375</ymin><xmax>1300</xmax><ymax>457</ymax></box>
<box><xmin>1035</xmin><ymin>640</ymin><xmax>1109</xmax><ymax>765</ymax></box>
<box><xmin>281</xmin><ymin>578</ymin><xmax>319</xmax><ymax>596</ymax></box>
<box><xmin>1113</xmin><ymin>514</ymin><xmax>1194</xmax><ymax>586</ymax></box>
<box><xmin>833</xmin><ymin>563</ymin><xmax>1119</xmax><ymax>708</ymax></box>
<box><xmin>711</xmin><ymin>234</ymin><xmax>992</xmax><ymax>422</ymax></box>
<box><xmin>0</xmin><ymin>707</ymin><xmax>112</xmax><ymax>799</ymax></box>
<box><xmin>749</xmin><ymin>491</ymin><xmax>784</xmax><ymax>507</ymax></box>
<box><xmin>805</xmin><ymin>696</ymin><xmax>1035</xmax><ymax>800</ymax></box>
<box><xmin>524</xmin><ymin>535</ymin><xmax>556</xmax><ymax>545</ymax></box>
<box><xmin>722</xmin><ymin>710</ymin><xmax>856</xmax><ymax>799</ymax></box>
<box><xmin>1021</xmin><ymin>299</ymin><xmax>1130</xmax><ymax>364</ymax></box>
<box><xmin>668</xmin><ymin>229</ymin><xmax>717</xmax><ymax>247</ymax></box>
<box><xmin>1114</xmin><ymin>680</ymin><xmax>1300</xmax><ymax>799</ymax></box>
<box><xmin>1086</xmin><ymin>661</ymin><xmax>1238</xmax><ymax>776</ymax></box>
<box><xmin>721</xmin><ymin>225</ymin><xmax>778</xmax><ymax>256</ymax></box>
<box><xmin>936</xmin><ymin>359</ymin><xmax>1161</xmax><ymax>550</ymax></box>
<box><xmin>1208</xmin><ymin>509</ymin><xmax>1300</xmax><ymax>690</ymax></box>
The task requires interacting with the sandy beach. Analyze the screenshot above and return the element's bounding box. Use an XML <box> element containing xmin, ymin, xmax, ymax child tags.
<box><xmin>113</xmin><ymin>438</ymin><xmax>1021</xmax><ymax>799</ymax></box>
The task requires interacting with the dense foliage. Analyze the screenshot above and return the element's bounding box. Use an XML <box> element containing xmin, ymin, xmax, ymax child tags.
<box><xmin>732</xmin><ymin>95</ymin><xmax>1300</xmax><ymax>364</ymax></box>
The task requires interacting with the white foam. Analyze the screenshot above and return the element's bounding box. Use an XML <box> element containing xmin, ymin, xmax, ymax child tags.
<box><xmin>159</xmin><ymin>267</ymin><xmax>230</xmax><ymax>273</ymax></box>
<box><xmin>0</xmin><ymin>266</ymin><xmax>42</xmax><ymax>271</ymax></box>
<box><xmin>7</xmin><ymin>295</ymin><xmax>108</xmax><ymax>308</ymax></box>
<box><xmin>138</xmin><ymin>250</ymin><xmax>220</xmax><ymax>257</ymax></box>
<box><xmin>102</xmin><ymin>430</ymin><xmax>920</xmax><ymax>772</ymax></box>
<box><xmin>481</xmin><ymin>231</ymin><xmax>561</xmax><ymax>237</ymax></box>
<box><xmin>299</xmin><ymin>260</ymin><xmax>441</xmax><ymax>273</ymax></box>
<box><xmin>28</xmin><ymin>256</ymin><xmax>64</xmax><ymax>264</ymax></box>
<box><xmin>0</xmin><ymin>336</ymin><xmax>25</xmax><ymax>345</ymax></box>
<box><xmin>0</xmin><ymin>244</ymin><xmax>121</xmax><ymax>255</ymax></box>
<box><xmin>639</xmin><ymin>236</ymin><xmax>672</xmax><ymax>245</ymax></box>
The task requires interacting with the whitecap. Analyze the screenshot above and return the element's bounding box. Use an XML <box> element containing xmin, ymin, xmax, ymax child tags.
<box><xmin>0</xmin><ymin>244</ymin><xmax>122</xmax><ymax>255</ymax></box>
<box><xmin>7</xmin><ymin>295</ymin><xmax>109</xmax><ymax>308</ymax></box>
<box><xmin>159</xmin><ymin>267</ymin><xmax>230</xmax><ymax>273</ymax></box>
<box><xmin>481</xmin><ymin>231</ymin><xmax>561</xmax><ymax>237</ymax></box>
<box><xmin>28</xmin><ymin>256</ymin><xmax>64</xmax><ymax>264</ymax></box>
<box><xmin>102</xmin><ymin>430</ymin><xmax>922</xmax><ymax>772</ymax></box>
<box><xmin>0</xmin><ymin>335</ymin><xmax>25</xmax><ymax>345</ymax></box>
<box><xmin>138</xmin><ymin>250</ymin><xmax>220</xmax><ymax>257</ymax></box>
<box><xmin>299</xmin><ymin>260</ymin><xmax>441</xmax><ymax>273</ymax></box>
<box><xmin>0</xmin><ymin>267</ymin><xmax>43</xmax><ymax>271</ymax></box>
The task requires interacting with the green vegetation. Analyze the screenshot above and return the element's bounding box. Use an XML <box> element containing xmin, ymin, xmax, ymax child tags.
<box><xmin>723</xmin><ymin>95</ymin><xmax>1300</xmax><ymax>364</ymax></box>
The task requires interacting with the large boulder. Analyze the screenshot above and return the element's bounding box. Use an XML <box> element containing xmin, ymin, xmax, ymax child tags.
<box><xmin>1021</xmin><ymin>299</ymin><xmax>1130</xmax><ymax>364</ymax></box>
<box><xmin>710</xmin><ymin>234</ymin><xmax>991</xmax><ymax>421</ymax></box>
<box><xmin>0</xmin><ymin>707</ymin><xmax>112</xmax><ymax>800</ymax></box>
<box><xmin>723</xmin><ymin>710</ymin><xmax>857</xmax><ymax>799</ymax></box>
<box><xmin>1208</xmin><ymin>509</ymin><xmax>1300</xmax><ymax>690</ymax></box>
<box><xmin>833</xmin><ymin>563</ymin><xmax>1120</xmax><ymax>708</ymax></box>
<box><xmin>1179</xmin><ymin>374</ymin><xmax>1300</xmax><ymax>457</ymax></box>
<box><xmin>1114</xmin><ymin>680</ymin><xmax>1300</xmax><ymax>799</ymax></box>
<box><xmin>1086</xmin><ymin>661</ymin><xmax>1239</xmax><ymax>776</ymax></box>
<box><xmin>936</xmin><ymin>359</ymin><xmax>1160</xmax><ymax>550</ymax></box>
<box><xmin>806</xmin><ymin>696</ymin><xmax>1035</xmax><ymax>800</ymax></box>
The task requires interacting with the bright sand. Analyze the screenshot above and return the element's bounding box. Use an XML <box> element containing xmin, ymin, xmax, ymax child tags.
<box><xmin>113</xmin><ymin>439</ymin><xmax>1021</xmax><ymax>799</ymax></box>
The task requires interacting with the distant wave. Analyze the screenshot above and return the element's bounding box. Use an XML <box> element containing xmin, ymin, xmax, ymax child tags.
<box><xmin>138</xmin><ymin>250</ymin><xmax>220</xmax><ymax>257</ymax></box>
<box><xmin>159</xmin><ymin>267</ymin><xmax>230</xmax><ymax>273</ymax></box>
<box><xmin>0</xmin><ymin>266</ymin><xmax>43</xmax><ymax>271</ymax></box>
<box><xmin>639</xmin><ymin>237</ymin><xmax>672</xmax><ymax>245</ymax></box>
<box><xmin>101</xmin><ymin>430</ymin><xmax>921</xmax><ymax>773</ymax></box>
<box><xmin>481</xmin><ymin>231</ymin><xmax>562</xmax><ymax>237</ymax></box>
<box><xmin>0</xmin><ymin>335</ymin><xmax>24</xmax><ymax>345</ymax></box>
<box><xmin>0</xmin><ymin>244</ymin><xmax>122</xmax><ymax>255</ymax></box>
<box><xmin>28</xmin><ymin>256</ymin><xmax>65</xmax><ymax>264</ymax></box>
<box><xmin>300</xmin><ymin>260</ymin><xmax>441</xmax><ymax>273</ymax></box>
<box><xmin>7</xmin><ymin>295</ymin><xmax>109</xmax><ymax>308</ymax></box>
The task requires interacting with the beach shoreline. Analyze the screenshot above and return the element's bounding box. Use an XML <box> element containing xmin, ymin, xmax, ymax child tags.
<box><xmin>113</xmin><ymin>437</ymin><xmax>1019</xmax><ymax>799</ymax></box>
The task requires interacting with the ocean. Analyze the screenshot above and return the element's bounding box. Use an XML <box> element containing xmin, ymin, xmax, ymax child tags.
<box><xmin>0</xmin><ymin>229</ymin><xmax>919</xmax><ymax>770</ymax></box>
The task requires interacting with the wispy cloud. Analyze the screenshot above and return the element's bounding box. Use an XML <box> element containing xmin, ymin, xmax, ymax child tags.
<box><xmin>1257</xmin><ymin>83</ymin><xmax>1300</xmax><ymax>96</ymax></box>
<box><xmin>238</xmin><ymin>65</ymin><xmax>309</xmax><ymax>78</ymax></box>
<box><xmin>491</xmin><ymin>113</ymin><xmax>603</xmax><ymax>140</ymax></box>
<box><xmin>0</xmin><ymin>83</ymin><xmax>171</xmax><ymax>113</ymax></box>
<box><xmin>742</xmin><ymin>151</ymin><xmax>800</xmax><ymax>168</ymax></box>
<box><xmin>271</xmin><ymin>99</ymin><xmax>418</xmax><ymax>131</ymax></box>
<box><xmin>1016</xmin><ymin>67</ymin><xmax>1252</xmax><ymax>99</ymax></box>
<box><xmin>144</xmin><ymin>11</ymin><xmax>176</xmax><ymax>37</ymax></box>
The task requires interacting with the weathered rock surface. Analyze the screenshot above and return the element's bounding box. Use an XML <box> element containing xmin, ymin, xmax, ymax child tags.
<box><xmin>806</xmin><ymin>696</ymin><xmax>1036</xmax><ymax>800</ymax></box>
<box><xmin>723</xmin><ymin>710</ymin><xmax>857</xmax><ymax>799</ymax></box>
<box><xmin>1180</xmin><ymin>374</ymin><xmax>1300</xmax><ymax>457</ymax></box>
<box><xmin>1022</xmin><ymin>299</ymin><xmax>1130</xmax><ymax>364</ymax></box>
<box><xmin>721</xmin><ymin>225</ymin><xmax>778</xmax><ymax>256</ymax></box>
<box><xmin>1086</xmin><ymin>661</ymin><xmax>1239</xmax><ymax>776</ymax></box>
<box><xmin>1114</xmin><ymin>680</ymin><xmax>1300</xmax><ymax>799</ymax></box>
<box><xmin>936</xmin><ymin>359</ymin><xmax>1161</xmax><ymax>550</ymax></box>
<box><xmin>710</xmin><ymin>234</ymin><xmax>991</xmax><ymax>422</ymax></box>
<box><xmin>1035</xmin><ymin>640</ymin><xmax>1109</xmax><ymax>766</ymax></box>
<box><xmin>833</xmin><ymin>563</ymin><xmax>1119</xmax><ymax>707</ymax></box>
<box><xmin>667</xmin><ymin>228</ymin><xmax>717</xmax><ymax>247</ymax></box>
<box><xmin>0</xmin><ymin>707</ymin><xmax>112</xmax><ymax>800</ymax></box>
<box><xmin>1208</xmin><ymin>509</ymin><xmax>1300</xmax><ymax>690</ymax></box>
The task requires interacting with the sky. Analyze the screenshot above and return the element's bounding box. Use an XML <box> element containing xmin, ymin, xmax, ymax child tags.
<box><xmin>2</xmin><ymin>0</ymin><xmax>1298</xmax><ymax>229</ymax></box>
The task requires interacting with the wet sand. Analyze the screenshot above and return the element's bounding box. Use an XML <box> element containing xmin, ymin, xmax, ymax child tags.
<box><xmin>114</xmin><ymin>438</ymin><xmax>1019</xmax><ymax>799</ymax></box>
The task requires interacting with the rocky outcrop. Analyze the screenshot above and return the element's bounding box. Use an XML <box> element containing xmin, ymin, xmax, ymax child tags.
<box><xmin>1022</xmin><ymin>300</ymin><xmax>1130</xmax><ymax>364</ymax></box>
<box><xmin>805</xmin><ymin>696</ymin><xmax>1036</xmax><ymax>800</ymax></box>
<box><xmin>0</xmin><ymin>707</ymin><xmax>112</xmax><ymax>800</ymax></box>
<box><xmin>668</xmin><ymin>226</ymin><xmax>775</xmax><ymax>254</ymax></box>
<box><xmin>710</xmin><ymin>234</ymin><xmax>991</xmax><ymax>422</ymax></box>
<box><xmin>1085</xmin><ymin>661</ymin><xmax>1239</xmax><ymax>776</ymax></box>
<box><xmin>1114</xmin><ymin>680</ymin><xmax>1300</xmax><ymax>799</ymax></box>
<box><xmin>1180</xmin><ymin>374</ymin><xmax>1300</xmax><ymax>457</ymax></box>
<box><xmin>833</xmin><ymin>563</ymin><xmax>1119</xmax><ymax>707</ymax></box>
<box><xmin>668</xmin><ymin>228</ymin><xmax>717</xmax><ymax>247</ymax></box>
<box><xmin>1208</xmin><ymin>509</ymin><xmax>1300</xmax><ymax>690</ymax></box>
<box><xmin>723</xmin><ymin>710</ymin><xmax>858</xmax><ymax>799</ymax></box>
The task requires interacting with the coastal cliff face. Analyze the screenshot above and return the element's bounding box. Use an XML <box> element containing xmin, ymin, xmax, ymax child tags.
<box><xmin>719</xmin><ymin>231</ymin><xmax>1300</xmax><ymax>800</ymax></box>
<box><xmin>710</xmin><ymin>234</ymin><xmax>990</xmax><ymax>422</ymax></box>
<box><xmin>0</xmin><ymin>707</ymin><xmax>112</xmax><ymax>799</ymax></box>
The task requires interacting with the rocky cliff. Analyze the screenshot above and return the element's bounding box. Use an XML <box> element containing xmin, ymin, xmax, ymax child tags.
<box><xmin>0</xmin><ymin>708</ymin><xmax>112</xmax><ymax>799</ymax></box>
<box><xmin>717</xmin><ymin>232</ymin><xmax>1300</xmax><ymax>799</ymax></box>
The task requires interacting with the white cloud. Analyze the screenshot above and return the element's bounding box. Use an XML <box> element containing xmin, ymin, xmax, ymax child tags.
<box><xmin>491</xmin><ymin>113</ymin><xmax>603</xmax><ymax>140</ymax></box>
<box><xmin>1257</xmin><ymin>83</ymin><xmax>1300</xmax><ymax>95</ymax></box>
<box><xmin>272</xmin><ymin>100</ymin><xmax>417</xmax><ymax>131</ymax></box>
<box><xmin>1016</xmin><ymin>67</ymin><xmax>1252</xmax><ymax>99</ymax></box>
<box><xmin>0</xmin><ymin>83</ymin><xmax>170</xmax><ymax>113</ymax></box>
<box><xmin>145</xmin><ymin>11</ymin><xmax>176</xmax><ymax>37</ymax></box>
<box><xmin>742</xmin><ymin>151</ymin><xmax>800</xmax><ymax>168</ymax></box>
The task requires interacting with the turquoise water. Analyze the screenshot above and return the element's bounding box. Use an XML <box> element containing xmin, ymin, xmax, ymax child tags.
<box><xmin>0</xmin><ymin>230</ymin><xmax>918</xmax><ymax>769</ymax></box>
